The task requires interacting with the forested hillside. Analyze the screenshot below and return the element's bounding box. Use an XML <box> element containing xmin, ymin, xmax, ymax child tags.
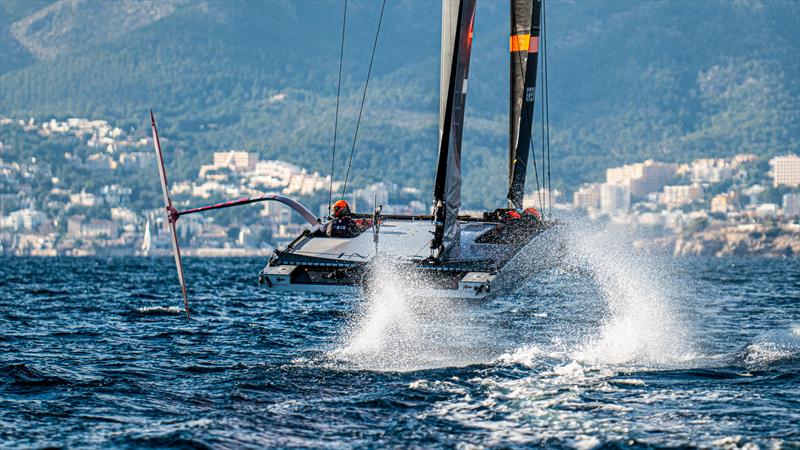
<box><xmin>1</xmin><ymin>0</ymin><xmax>797</xmax><ymax>209</ymax></box>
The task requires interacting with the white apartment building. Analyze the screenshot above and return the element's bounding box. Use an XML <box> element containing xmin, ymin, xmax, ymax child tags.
<box><xmin>118</xmin><ymin>152</ymin><xmax>155</xmax><ymax>169</ymax></box>
<box><xmin>69</xmin><ymin>191</ymin><xmax>98</xmax><ymax>207</ymax></box>
<box><xmin>600</xmin><ymin>183</ymin><xmax>630</xmax><ymax>215</ymax></box>
<box><xmin>213</xmin><ymin>151</ymin><xmax>258</xmax><ymax>172</ymax></box>
<box><xmin>573</xmin><ymin>184</ymin><xmax>600</xmax><ymax>210</ymax></box>
<box><xmin>606</xmin><ymin>160</ymin><xmax>676</xmax><ymax>197</ymax></box>
<box><xmin>691</xmin><ymin>158</ymin><xmax>733</xmax><ymax>183</ymax></box>
<box><xmin>5</xmin><ymin>209</ymin><xmax>47</xmax><ymax>231</ymax></box>
<box><xmin>783</xmin><ymin>192</ymin><xmax>800</xmax><ymax>217</ymax></box>
<box><xmin>67</xmin><ymin>215</ymin><xmax>119</xmax><ymax>239</ymax></box>
<box><xmin>284</xmin><ymin>172</ymin><xmax>329</xmax><ymax>196</ymax></box>
<box><xmin>771</xmin><ymin>154</ymin><xmax>800</xmax><ymax>188</ymax></box>
<box><xmin>662</xmin><ymin>185</ymin><xmax>704</xmax><ymax>208</ymax></box>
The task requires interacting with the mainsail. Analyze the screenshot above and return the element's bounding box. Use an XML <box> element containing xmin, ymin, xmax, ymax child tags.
<box><xmin>507</xmin><ymin>0</ymin><xmax>542</xmax><ymax>209</ymax></box>
<box><xmin>431</xmin><ymin>0</ymin><xmax>477</xmax><ymax>256</ymax></box>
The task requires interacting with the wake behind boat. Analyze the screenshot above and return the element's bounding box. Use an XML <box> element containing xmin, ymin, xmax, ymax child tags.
<box><xmin>151</xmin><ymin>0</ymin><xmax>558</xmax><ymax>315</ymax></box>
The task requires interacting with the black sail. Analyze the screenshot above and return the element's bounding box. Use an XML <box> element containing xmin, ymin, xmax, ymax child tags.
<box><xmin>431</xmin><ymin>0</ymin><xmax>477</xmax><ymax>256</ymax></box>
<box><xmin>507</xmin><ymin>0</ymin><xmax>542</xmax><ymax>209</ymax></box>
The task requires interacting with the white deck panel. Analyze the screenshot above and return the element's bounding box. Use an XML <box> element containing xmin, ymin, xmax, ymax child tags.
<box><xmin>290</xmin><ymin>220</ymin><xmax>435</xmax><ymax>262</ymax></box>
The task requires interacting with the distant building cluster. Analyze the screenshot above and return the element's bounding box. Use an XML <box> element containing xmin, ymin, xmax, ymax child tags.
<box><xmin>1</xmin><ymin>115</ymin><xmax>797</xmax><ymax>256</ymax></box>
<box><xmin>571</xmin><ymin>153</ymin><xmax>800</xmax><ymax>236</ymax></box>
<box><xmin>0</xmin><ymin>116</ymin><xmax>427</xmax><ymax>256</ymax></box>
<box><xmin>190</xmin><ymin>150</ymin><xmax>332</xmax><ymax>199</ymax></box>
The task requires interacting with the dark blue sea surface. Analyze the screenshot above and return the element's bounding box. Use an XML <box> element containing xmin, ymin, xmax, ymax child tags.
<box><xmin>1</xmin><ymin>252</ymin><xmax>799</xmax><ymax>448</ymax></box>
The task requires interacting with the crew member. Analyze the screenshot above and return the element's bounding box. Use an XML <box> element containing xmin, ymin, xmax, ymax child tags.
<box><xmin>326</xmin><ymin>200</ymin><xmax>368</xmax><ymax>238</ymax></box>
<box><xmin>501</xmin><ymin>209</ymin><xmax>522</xmax><ymax>222</ymax></box>
<box><xmin>523</xmin><ymin>207</ymin><xmax>542</xmax><ymax>221</ymax></box>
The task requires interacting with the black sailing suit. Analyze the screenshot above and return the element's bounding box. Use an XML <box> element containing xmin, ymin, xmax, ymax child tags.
<box><xmin>326</xmin><ymin>216</ymin><xmax>361</xmax><ymax>238</ymax></box>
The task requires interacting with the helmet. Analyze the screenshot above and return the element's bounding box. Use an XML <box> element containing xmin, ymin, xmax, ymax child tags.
<box><xmin>332</xmin><ymin>200</ymin><xmax>351</xmax><ymax>218</ymax></box>
<box><xmin>524</xmin><ymin>207</ymin><xmax>541</xmax><ymax>219</ymax></box>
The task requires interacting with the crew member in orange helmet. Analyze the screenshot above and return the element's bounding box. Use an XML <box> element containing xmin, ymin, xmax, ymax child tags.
<box><xmin>501</xmin><ymin>209</ymin><xmax>522</xmax><ymax>222</ymax></box>
<box><xmin>523</xmin><ymin>206</ymin><xmax>542</xmax><ymax>221</ymax></box>
<box><xmin>326</xmin><ymin>200</ymin><xmax>368</xmax><ymax>237</ymax></box>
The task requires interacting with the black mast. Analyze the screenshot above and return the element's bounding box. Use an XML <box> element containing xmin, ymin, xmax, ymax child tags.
<box><xmin>431</xmin><ymin>0</ymin><xmax>476</xmax><ymax>257</ymax></box>
<box><xmin>507</xmin><ymin>0</ymin><xmax>542</xmax><ymax>210</ymax></box>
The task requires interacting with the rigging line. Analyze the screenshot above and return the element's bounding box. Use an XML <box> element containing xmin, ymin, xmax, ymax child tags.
<box><xmin>328</xmin><ymin>0</ymin><xmax>348</xmax><ymax>213</ymax></box>
<box><xmin>543</xmin><ymin>0</ymin><xmax>552</xmax><ymax>215</ymax></box>
<box><xmin>341</xmin><ymin>0</ymin><xmax>386</xmax><ymax>201</ymax></box>
<box><xmin>528</xmin><ymin>133</ymin><xmax>544</xmax><ymax>215</ymax></box>
<box><xmin>511</xmin><ymin>0</ymin><xmax>542</xmax><ymax>213</ymax></box>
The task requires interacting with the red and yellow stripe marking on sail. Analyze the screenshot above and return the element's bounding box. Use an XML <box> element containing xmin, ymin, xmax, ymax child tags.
<box><xmin>510</xmin><ymin>34</ymin><xmax>539</xmax><ymax>53</ymax></box>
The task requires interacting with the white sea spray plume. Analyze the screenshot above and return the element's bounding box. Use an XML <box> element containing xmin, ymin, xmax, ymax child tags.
<box><xmin>562</xmin><ymin>220</ymin><xmax>697</xmax><ymax>367</ymax></box>
<box><xmin>332</xmin><ymin>255</ymin><xmax>497</xmax><ymax>371</ymax></box>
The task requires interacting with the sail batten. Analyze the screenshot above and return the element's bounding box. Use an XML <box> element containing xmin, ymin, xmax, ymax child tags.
<box><xmin>507</xmin><ymin>0</ymin><xmax>542</xmax><ymax>209</ymax></box>
<box><xmin>431</xmin><ymin>0</ymin><xmax>477</xmax><ymax>257</ymax></box>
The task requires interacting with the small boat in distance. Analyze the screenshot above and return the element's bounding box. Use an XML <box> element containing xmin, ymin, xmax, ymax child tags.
<box><xmin>151</xmin><ymin>0</ymin><xmax>557</xmax><ymax>318</ymax></box>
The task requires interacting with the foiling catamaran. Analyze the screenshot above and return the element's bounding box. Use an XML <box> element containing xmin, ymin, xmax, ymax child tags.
<box><xmin>152</xmin><ymin>0</ymin><xmax>557</xmax><ymax>318</ymax></box>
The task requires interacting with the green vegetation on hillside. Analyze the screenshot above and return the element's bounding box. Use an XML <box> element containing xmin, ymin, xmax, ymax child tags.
<box><xmin>1</xmin><ymin>0</ymin><xmax>797</xmax><ymax>209</ymax></box>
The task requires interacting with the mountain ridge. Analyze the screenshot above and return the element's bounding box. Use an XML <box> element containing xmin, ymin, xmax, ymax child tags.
<box><xmin>1</xmin><ymin>0</ymin><xmax>797</xmax><ymax>208</ymax></box>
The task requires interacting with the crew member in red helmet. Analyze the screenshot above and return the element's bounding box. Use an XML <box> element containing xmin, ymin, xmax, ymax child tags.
<box><xmin>501</xmin><ymin>209</ymin><xmax>522</xmax><ymax>222</ymax></box>
<box><xmin>523</xmin><ymin>206</ymin><xmax>542</xmax><ymax>221</ymax></box>
<box><xmin>326</xmin><ymin>200</ymin><xmax>368</xmax><ymax>237</ymax></box>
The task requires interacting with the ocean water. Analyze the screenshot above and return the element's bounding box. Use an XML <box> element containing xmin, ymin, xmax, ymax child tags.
<box><xmin>1</xmin><ymin>239</ymin><xmax>799</xmax><ymax>448</ymax></box>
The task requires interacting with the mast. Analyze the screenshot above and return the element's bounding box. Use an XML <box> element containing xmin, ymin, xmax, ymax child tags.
<box><xmin>431</xmin><ymin>0</ymin><xmax>477</xmax><ymax>257</ymax></box>
<box><xmin>507</xmin><ymin>0</ymin><xmax>542</xmax><ymax>209</ymax></box>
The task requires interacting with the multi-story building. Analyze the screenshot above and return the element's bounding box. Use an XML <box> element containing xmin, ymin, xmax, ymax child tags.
<box><xmin>4</xmin><ymin>209</ymin><xmax>47</xmax><ymax>231</ymax></box>
<box><xmin>111</xmin><ymin>207</ymin><xmax>140</xmax><ymax>226</ymax></box>
<box><xmin>691</xmin><ymin>158</ymin><xmax>733</xmax><ymax>183</ymax></box>
<box><xmin>101</xmin><ymin>185</ymin><xmax>132</xmax><ymax>206</ymax></box>
<box><xmin>67</xmin><ymin>215</ymin><xmax>119</xmax><ymax>240</ymax></box>
<box><xmin>284</xmin><ymin>171</ymin><xmax>329</xmax><ymax>196</ymax></box>
<box><xmin>118</xmin><ymin>152</ymin><xmax>155</xmax><ymax>169</ymax></box>
<box><xmin>783</xmin><ymin>192</ymin><xmax>800</xmax><ymax>217</ymax></box>
<box><xmin>249</xmin><ymin>160</ymin><xmax>299</xmax><ymax>188</ymax></box>
<box><xmin>69</xmin><ymin>191</ymin><xmax>98</xmax><ymax>207</ymax></box>
<box><xmin>771</xmin><ymin>154</ymin><xmax>800</xmax><ymax>188</ymax></box>
<box><xmin>67</xmin><ymin>215</ymin><xmax>85</xmax><ymax>239</ymax></box>
<box><xmin>599</xmin><ymin>183</ymin><xmax>630</xmax><ymax>215</ymax></box>
<box><xmin>573</xmin><ymin>184</ymin><xmax>600</xmax><ymax>210</ymax></box>
<box><xmin>213</xmin><ymin>151</ymin><xmax>258</xmax><ymax>172</ymax></box>
<box><xmin>710</xmin><ymin>192</ymin><xmax>738</xmax><ymax>213</ymax></box>
<box><xmin>198</xmin><ymin>151</ymin><xmax>259</xmax><ymax>178</ymax></box>
<box><xmin>661</xmin><ymin>185</ymin><xmax>704</xmax><ymax>208</ymax></box>
<box><xmin>606</xmin><ymin>160</ymin><xmax>676</xmax><ymax>197</ymax></box>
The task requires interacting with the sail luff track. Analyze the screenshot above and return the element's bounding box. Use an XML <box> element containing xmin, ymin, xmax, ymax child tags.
<box><xmin>431</xmin><ymin>0</ymin><xmax>477</xmax><ymax>257</ymax></box>
<box><xmin>507</xmin><ymin>0</ymin><xmax>542</xmax><ymax>210</ymax></box>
